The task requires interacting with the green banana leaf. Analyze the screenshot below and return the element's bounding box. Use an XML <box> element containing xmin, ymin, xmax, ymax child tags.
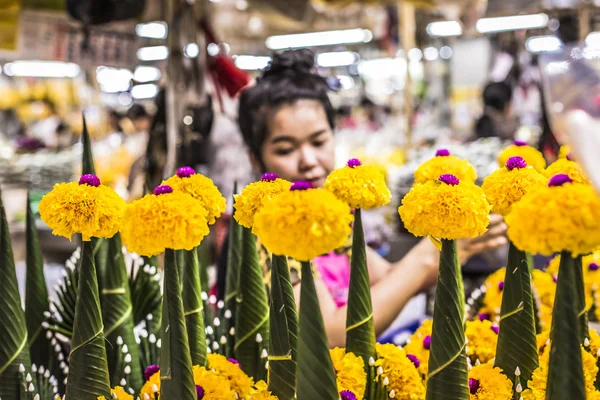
<box><xmin>345</xmin><ymin>209</ymin><xmax>376</xmax><ymax>363</ymax></box>
<box><xmin>296</xmin><ymin>261</ymin><xmax>338</xmax><ymax>400</ymax></box>
<box><xmin>234</xmin><ymin>227</ymin><xmax>269</xmax><ymax>381</ymax></box>
<box><xmin>224</xmin><ymin>202</ymin><xmax>243</xmax><ymax>354</ymax></box>
<box><xmin>574</xmin><ymin>256</ymin><xmax>589</xmax><ymax>344</ymax></box>
<box><xmin>25</xmin><ymin>193</ymin><xmax>53</xmax><ymax>370</ymax></box>
<box><xmin>101</xmin><ymin>233</ymin><xmax>144</xmax><ymax>392</ymax></box>
<box><xmin>130</xmin><ymin>255</ymin><xmax>162</xmax><ymax>334</ymax></box>
<box><xmin>48</xmin><ymin>258</ymin><xmax>77</xmax><ymax>338</ymax></box>
<box><xmin>182</xmin><ymin>248</ymin><xmax>207</xmax><ymax>367</ymax></box>
<box><xmin>81</xmin><ymin>115</ymin><xmax>96</xmax><ymax>176</ymax></box>
<box><xmin>494</xmin><ymin>242</ymin><xmax>538</xmax><ymax>386</ymax></box>
<box><xmin>426</xmin><ymin>239</ymin><xmax>469</xmax><ymax>400</ymax></box>
<box><xmin>0</xmin><ymin>188</ymin><xmax>32</xmax><ymax>399</ymax></box>
<box><xmin>160</xmin><ymin>249</ymin><xmax>196</xmax><ymax>400</ymax></box>
<box><xmin>546</xmin><ymin>251</ymin><xmax>586</xmax><ymax>400</ymax></box>
<box><xmin>65</xmin><ymin>240</ymin><xmax>111</xmax><ymax>400</ymax></box>
<box><xmin>268</xmin><ymin>254</ymin><xmax>298</xmax><ymax>399</ymax></box>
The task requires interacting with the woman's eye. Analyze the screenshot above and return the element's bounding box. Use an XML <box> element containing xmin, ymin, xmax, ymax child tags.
<box><xmin>312</xmin><ymin>140</ymin><xmax>326</xmax><ymax>147</ymax></box>
<box><xmin>274</xmin><ymin>148</ymin><xmax>293</xmax><ymax>156</ymax></box>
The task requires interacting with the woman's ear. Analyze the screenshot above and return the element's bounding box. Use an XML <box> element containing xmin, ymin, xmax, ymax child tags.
<box><xmin>249</xmin><ymin>153</ymin><xmax>263</xmax><ymax>174</ymax></box>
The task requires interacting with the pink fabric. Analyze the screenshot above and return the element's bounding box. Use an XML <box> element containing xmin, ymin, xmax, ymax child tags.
<box><xmin>313</xmin><ymin>252</ymin><xmax>351</xmax><ymax>308</ymax></box>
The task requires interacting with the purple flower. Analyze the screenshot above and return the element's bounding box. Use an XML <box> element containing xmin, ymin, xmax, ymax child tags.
<box><xmin>423</xmin><ymin>335</ymin><xmax>432</xmax><ymax>350</ymax></box>
<box><xmin>491</xmin><ymin>325</ymin><xmax>499</xmax><ymax>335</ymax></box>
<box><xmin>438</xmin><ymin>174</ymin><xmax>460</xmax><ymax>186</ymax></box>
<box><xmin>469</xmin><ymin>378</ymin><xmax>480</xmax><ymax>394</ymax></box>
<box><xmin>347</xmin><ymin>158</ymin><xmax>362</xmax><ymax>168</ymax></box>
<box><xmin>79</xmin><ymin>174</ymin><xmax>101</xmax><ymax>187</ymax></box>
<box><xmin>177</xmin><ymin>166</ymin><xmax>196</xmax><ymax>178</ymax></box>
<box><xmin>506</xmin><ymin>156</ymin><xmax>527</xmax><ymax>171</ymax></box>
<box><xmin>407</xmin><ymin>354</ymin><xmax>421</xmax><ymax>368</ymax></box>
<box><xmin>144</xmin><ymin>365</ymin><xmax>160</xmax><ymax>381</ymax></box>
<box><xmin>228</xmin><ymin>358</ymin><xmax>240</xmax><ymax>366</ymax></box>
<box><xmin>514</xmin><ymin>140</ymin><xmax>527</xmax><ymax>147</ymax></box>
<box><xmin>435</xmin><ymin>149</ymin><xmax>450</xmax><ymax>157</ymax></box>
<box><xmin>566</xmin><ymin>153</ymin><xmax>573</xmax><ymax>161</ymax></box>
<box><xmin>548</xmin><ymin>174</ymin><xmax>573</xmax><ymax>187</ymax></box>
<box><xmin>290</xmin><ymin>181</ymin><xmax>313</xmax><ymax>191</ymax></box>
<box><xmin>154</xmin><ymin>185</ymin><xmax>174</xmax><ymax>195</ymax></box>
<box><xmin>553</xmin><ymin>275</ymin><xmax>558</xmax><ymax>283</ymax></box>
<box><xmin>340</xmin><ymin>390</ymin><xmax>357</xmax><ymax>400</ymax></box>
<box><xmin>498</xmin><ymin>281</ymin><xmax>505</xmax><ymax>291</ymax></box>
<box><xmin>589</xmin><ymin>263</ymin><xmax>599</xmax><ymax>272</ymax></box>
<box><xmin>261</xmin><ymin>173</ymin><xmax>279</xmax><ymax>182</ymax></box>
<box><xmin>478</xmin><ymin>313</ymin><xmax>491</xmax><ymax>321</ymax></box>
<box><xmin>196</xmin><ymin>385</ymin><xmax>205</xmax><ymax>399</ymax></box>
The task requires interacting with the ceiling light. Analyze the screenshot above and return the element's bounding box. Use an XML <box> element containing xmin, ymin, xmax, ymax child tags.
<box><xmin>184</xmin><ymin>43</ymin><xmax>200</xmax><ymax>58</ymax></box>
<box><xmin>136</xmin><ymin>22</ymin><xmax>168</xmax><ymax>39</ymax></box>
<box><xmin>266</xmin><ymin>28</ymin><xmax>373</xmax><ymax>50</ymax></box>
<box><xmin>407</xmin><ymin>48</ymin><xmax>423</xmax><ymax>62</ymax></box>
<box><xmin>234</xmin><ymin>55</ymin><xmax>271</xmax><ymax>70</ymax></box>
<box><xmin>586</xmin><ymin>32</ymin><xmax>600</xmax><ymax>49</ymax></box>
<box><xmin>525</xmin><ymin>35</ymin><xmax>562</xmax><ymax>53</ymax></box>
<box><xmin>426</xmin><ymin>21</ymin><xmax>462</xmax><ymax>37</ymax></box>
<box><xmin>439</xmin><ymin>46</ymin><xmax>453</xmax><ymax>59</ymax></box>
<box><xmin>133</xmin><ymin>66</ymin><xmax>162</xmax><ymax>83</ymax></box>
<box><xmin>476</xmin><ymin>13</ymin><xmax>549</xmax><ymax>34</ymax></box>
<box><xmin>96</xmin><ymin>66</ymin><xmax>132</xmax><ymax>93</ymax></box>
<box><xmin>423</xmin><ymin>47</ymin><xmax>439</xmax><ymax>61</ymax></box>
<box><xmin>137</xmin><ymin>46</ymin><xmax>169</xmax><ymax>61</ymax></box>
<box><xmin>207</xmin><ymin>43</ymin><xmax>220</xmax><ymax>57</ymax></box>
<box><xmin>316</xmin><ymin>51</ymin><xmax>359</xmax><ymax>68</ymax></box>
<box><xmin>131</xmin><ymin>84</ymin><xmax>159</xmax><ymax>99</ymax></box>
<box><xmin>3</xmin><ymin>61</ymin><xmax>80</xmax><ymax>78</ymax></box>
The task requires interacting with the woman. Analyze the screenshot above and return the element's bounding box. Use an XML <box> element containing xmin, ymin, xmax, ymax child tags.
<box><xmin>222</xmin><ymin>49</ymin><xmax>507</xmax><ymax>347</ymax></box>
<box><xmin>474</xmin><ymin>81</ymin><xmax>519</xmax><ymax>140</ymax></box>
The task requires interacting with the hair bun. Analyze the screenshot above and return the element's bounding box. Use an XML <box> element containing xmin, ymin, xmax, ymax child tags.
<box><xmin>262</xmin><ymin>49</ymin><xmax>315</xmax><ymax>79</ymax></box>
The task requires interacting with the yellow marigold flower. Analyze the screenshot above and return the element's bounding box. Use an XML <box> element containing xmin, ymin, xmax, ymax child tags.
<box><xmin>404</xmin><ymin>320</ymin><xmax>432</xmax><ymax>378</ymax></box>
<box><xmin>465</xmin><ymin>320</ymin><xmax>499</xmax><ymax>364</ymax></box>
<box><xmin>162</xmin><ymin>166</ymin><xmax>226</xmax><ymax>224</ymax></box>
<box><xmin>559</xmin><ymin>145</ymin><xmax>571</xmax><ymax>159</ymax></box>
<box><xmin>399</xmin><ymin>174</ymin><xmax>491</xmax><ymax>240</ymax></box>
<box><xmin>324</xmin><ymin>158</ymin><xmax>392</xmax><ymax>209</ymax></box>
<box><xmin>97</xmin><ymin>387</ymin><xmax>133</xmax><ymax>400</ymax></box>
<box><xmin>250</xmin><ymin>380</ymin><xmax>279</xmax><ymax>399</ymax></box>
<box><xmin>330</xmin><ymin>348</ymin><xmax>367</xmax><ymax>400</ymax></box>
<box><xmin>39</xmin><ymin>174</ymin><xmax>125</xmax><ymax>241</ymax></box>
<box><xmin>140</xmin><ymin>370</ymin><xmax>161</xmax><ymax>399</ymax></box>
<box><xmin>192</xmin><ymin>365</ymin><xmax>237</xmax><ymax>400</ymax></box>
<box><xmin>482</xmin><ymin>156</ymin><xmax>546</xmax><ymax>216</ymax></box>
<box><xmin>468</xmin><ymin>362</ymin><xmax>512</xmax><ymax>400</ymax></box>
<box><xmin>480</xmin><ymin>267</ymin><xmax>506</xmax><ymax>320</ymax></box>
<box><xmin>375</xmin><ymin>343</ymin><xmax>426</xmax><ymax>400</ymax></box>
<box><xmin>207</xmin><ymin>354</ymin><xmax>255</xmax><ymax>398</ymax></box>
<box><xmin>497</xmin><ymin>141</ymin><xmax>546</xmax><ymax>172</ymax></box>
<box><xmin>414</xmin><ymin>149</ymin><xmax>477</xmax><ymax>184</ymax></box>
<box><xmin>121</xmin><ymin>185</ymin><xmax>210</xmax><ymax>256</ymax></box>
<box><xmin>233</xmin><ymin>173</ymin><xmax>291</xmax><ymax>228</ymax></box>
<box><xmin>506</xmin><ymin>177</ymin><xmax>600</xmax><ymax>256</ymax></box>
<box><xmin>543</xmin><ymin>158</ymin><xmax>589</xmax><ymax>185</ymax></box>
<box><xmin>253</xmin><ymin>182</ymin><xmax>353</xmax><ymax>261</ymax></box>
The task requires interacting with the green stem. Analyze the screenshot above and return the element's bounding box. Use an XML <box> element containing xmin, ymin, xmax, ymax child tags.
<box><xmin>574</xmin><ymin>256</ymin><xmax>589</xmax><ymax>344</ymax></box>
<box><xmin>182</xmin><ymin>248</ymin><xmax>207</xmax><ymax>367</ymax></box>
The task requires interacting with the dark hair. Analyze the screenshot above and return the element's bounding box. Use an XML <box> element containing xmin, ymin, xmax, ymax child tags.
<box><xmin>127</xmin><ymin>104</ymin><xmax>149</xmax><ymax>121</ymax></box>
<box><xmin>475</xmin><ymin>82</ymin><xmax>513</xmax><ymax>138</ymax></box>
<box><xmin>238</xmin><ymin>49</ymin><xmax>335</xmax><ymax>165</ymax></box>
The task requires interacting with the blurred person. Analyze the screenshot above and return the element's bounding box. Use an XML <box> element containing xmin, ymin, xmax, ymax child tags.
<box><xmin>217</xmin><ymin>49</ymin><xmax>508</xmax><ymax>347</ymax></box>
<box><xmin>474</xmin><ymin>81</ymin><xmax>519</xmax><ymax>140</ymax></box>
<box><xmin>127</xmin><ymin>104</ymin><xmax>151</xmax><ymax>134</ymax></box>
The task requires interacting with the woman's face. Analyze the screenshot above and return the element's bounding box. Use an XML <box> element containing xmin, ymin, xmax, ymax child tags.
<box><xmin>260</xmin><ymin>99</ymin><xmax>335</xmax><ymax>188</ymax></box>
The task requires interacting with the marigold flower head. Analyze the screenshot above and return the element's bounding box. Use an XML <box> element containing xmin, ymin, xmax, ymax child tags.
<box><xmin>97</xmin><ymin>386</ymin><xmax>133</xmax><ymax>400</ymax></box>
<box><xmin>498</xmin><ymin>142</ymin><xmax>546</xmax><ymax>172</ymax></box>
<box><xmin>375</xmin><ymin>343</ymin><xmax>425</xmax><ymax>400</ymax></box>
<box><xmin>139</xmin><ymin>370</ymin><xmax>161</xmax><ymax>399</ymax></box>
<box><xmin>468</xmin><ymin>362</ymin><xmax>512</xmax><ymax>400</ymax></box>
<box><xmin>206</xmin><ymin>354</ymin><xmax>255</xmax><ymax>398</ymax></box>
<box><xmin>39</xmin><ymin>175</ymin><xmax>125</xmax><ymax>241</ymax></box>
<box><xmin>253</xmin><ymin>185</ymin><xmax>353</xmax><ymax>261</ymax></box>
<box><xmin>233</xmin><ymin>173</ymin><xmax>291</xmax><ymax>228</ymax></box>
<box><xmin>121</xmin><ymin>186</ymin><xmax>210</xmax><ymax>256</ymax></box>
<box><xmin>482</xmin><ymin>157</ymin><xmax>546</xmax><ymax>216</ymax></box>
<box><xmin>330</xmin><ymin>348</ymin><xmax>367</xmax><ymax>400</ymax></box>
<box><xmin>162</xmin><ymin>167</ymin><xmax>226</xmax><ymax>224</ymax></box>
<box><xmin>506</xmin><ymin>179</ymin><xmax>600</xmax><ymax>256</ymax></box>
<box><xmin>404</xmin><ymin>320</ymin><xmax>432</xmax><ymax>377</ymax></box>
<box><xmin>399</xmin><ymin>175</ymin><xmax>491</xmax><ymax>240</ymax></box>
<box><xmin>324</xmin><ymin>158</ymin><xmax>391</xmax><ymax>209</ymax></box>
<box><xmin>465</xmin><ymin>320</ymin><xmax>499</xmax><ymax>364</ymax></box>
<box><xmin>414</xmin><ymin>151</ymin><xmax>477</xmax><ymax>184</ymax></box>
<box><xmin>544</xmin><ymin>158</ymin><xmax>589</xmax><ymax>185</ymax></box>
<box><xmin>559</xmin><ymin>145</ymin><xmax>571</xmax><ymax>160</ymax></box>
<box><xmin>192</xmin><ymin>365</ymin><xmax>237</xmax><ymax>400</ymax></box>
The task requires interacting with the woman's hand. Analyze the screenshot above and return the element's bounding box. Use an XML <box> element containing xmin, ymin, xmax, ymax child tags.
<box><xmin>457</xmin><ymin>214</ymin><xmax>508</xmax><ymax>265</ymax></box>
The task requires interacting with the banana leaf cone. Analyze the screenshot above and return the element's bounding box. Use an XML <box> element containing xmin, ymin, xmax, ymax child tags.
<box><xmin>0</xmin><ymin>188</ymin><xmax>32</xmax><ymax>399</ymax></box>
<box><xmin>345</xmin><ymin>209</ymin><xmax>377</xmax><ymax>363</ymax></box>
<box><xmin>546</xmin><ymin>252</ymin><xmax>586</xmax><ymax>400</ymax></box>
<box><xmin>426</xmin><ymin>239</ymin><xmax>469</xmax><ymax>400</ymax></box>
<box><xmin>182</xmin><ymin>248</ymin><xmax>207</xmax><ymax>367</ymax></box>
<box><xmin>65</xmin><ymin>240</ymin><xmax>111</xmax><ymax>400</ymax></box>
<box><xmin>101</xmin><ymin>233</ymin><xmax>144</xmax><ymax>392</ymax></box>
<box><xmin>131</xmin><ymin>255</ymin><xmax>162</xmax><ymax>335</ymax></box>
<box><xmin>234</xmin><ymin>227</ymin><xmax>269</xmax><ymax>381</ymax></box>
<box><xmin>25</xmin><ymin>193</ymin><xmax>53</xmax><ymax>370</ymax></box>
<box><xmin>574</xmin><ymin>256</ymin><xmax>589</xmax><ymax>344</ymax></box>
<box><xmin>494</xmin><ymin>242</ymin><xmax>538</xmax><ymax>386</ymax></box>
<box><xmin>159</xmin><ymin>249</ymin><xmax>196</xmax><ymax>400</ymax></box>
<box><xmin>297</xmin><ymin>261</ymin><xmax>339</xmax><ymax>400</ymax></box>
<box><xmin>267</xmin><ymin>254</ymin><xmax>298</xmax><ymax>399</ymax></box>
<box><xmin>224</xmin><ymin>195</ymin><xmax>243</xmax><ymax>352</ymax></box>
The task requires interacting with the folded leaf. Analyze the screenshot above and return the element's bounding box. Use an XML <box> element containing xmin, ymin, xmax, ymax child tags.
<box><xmin>574</xmin><ymin>256</ymin><xmax>589</xmax><ymax>344</ymax></box>
<box><xmin>81</xmin><ymin>114</ymin><xmax>96</xmax><ymax>176</ymax></box>
<box><xmin>102</xmin><ymin>233</ymin><xmax>144</xmax><ymax>392</ymax></box>
<box><xmin>65</xmin><ymin>241</ymin><xmax>111</xmax><ymax>400</ymax></box>
<box><xmin>546</xmin><ymin>252</ymin><xmax>586</xmax><ymax>400</ymax></box>
<box><xmin>182</xmin><ymin>248</ymin><xmax>207</xmax><ymax>367</ymax></box>
<box><xmin>268</xmin><ymin>254</ymin><xmax>298</xmax><ymax>399</ymax></box>
<box><xmin>224</xmin><ymin>203</ymin><xmax>243</xmax><ymax>354</ymax></box>
<box><xmin>160</xmin><ymin>249</ymin><xmax>196</xmax><ymax>400</ymax></box>
<box><xmin>25</xmin><ymin>193</ymin><xmax>53</xmax><ymax>370</ymax></box>
<box><xmin>0</xmin><ymin>188</ymin><xmax>32</xmax><ymax>398</ymax></box>
<box><xmin>426</xmin><ymin>239</ymin><xmax>469</xmax><ymax>400</ymax></box>
<box><xmin>130</xmin><ymin>255</ymin><xmax>162</xmax><ymax>335</ymax></box>
<box><xmin>494</xmin><ymin>243</ymin><xmax>538</xmax><ymax>386</ymax></box>
<box><xmin>297</xmin><ymin>261</ymin><xmax>338</xmax><ymax>400</ymax></box>
<box><xmin>346</xmin><ymin>209</ymin><xmax>376</xmax><ymax>364</ymax></box>
<box><xmin>235</xmin><ymin>227</ymin><xmax>270</xmax><ymax>381</ymax></box>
